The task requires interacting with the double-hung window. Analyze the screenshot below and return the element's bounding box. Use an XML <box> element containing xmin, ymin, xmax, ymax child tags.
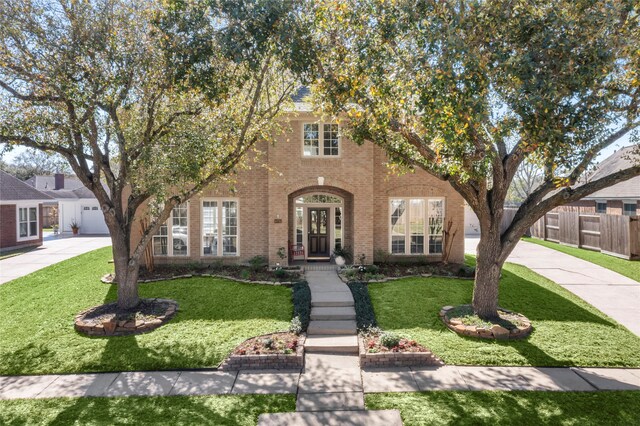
<box><xmin>595</xmin><ymin>201</ymin><xmax>607</xmax><ymax>214</ymax></box>
<box><xmin>17</xmin><ymin>206</ymin><xmax>38</xmax><ymax>240</ymax></box>
<box><xmin>152</xmin><ymin>203</ymin><xmax>189</xmax><ymax>256</ymax></box>
<box><xmin>623</xmin><ymin>202</ymin><xmax>637</xmax><ymax>217</ymax></box>
<box><xmin>202</xmin><ymin>199</ymin><xmax>239</xmax><ymax>256</ymax></box>
<box><xmin>303</xmin><ymin>123</ymin><xmax>340</xmax><ymax>157</ymax></box>
<box><xmin>389</xmin><ymin>198</ymin><xmax>444</xmax><ymax>255</ymax></box>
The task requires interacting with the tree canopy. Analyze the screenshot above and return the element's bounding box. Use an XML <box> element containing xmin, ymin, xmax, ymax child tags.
<box><xmin>312</xmin><ymin>0</ymin><xmax>640</xmax><ymax>318</ymax></box>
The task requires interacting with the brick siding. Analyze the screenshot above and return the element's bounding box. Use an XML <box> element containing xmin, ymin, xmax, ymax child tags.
<box><xmin>0</xmin><ymin>204</ymin><xmax>44</xmax><ymax>251</ymax></box>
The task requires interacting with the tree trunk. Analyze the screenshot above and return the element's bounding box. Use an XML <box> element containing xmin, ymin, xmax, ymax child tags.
<box><xmin>471</xmin><ymin>226</ymin><xmax>504</xmax><ymax>320</ymax></box>
<box><xmin>111</xmin><ymin>229</ymin><xmax>141</xmax><ymax>310</ymax></box>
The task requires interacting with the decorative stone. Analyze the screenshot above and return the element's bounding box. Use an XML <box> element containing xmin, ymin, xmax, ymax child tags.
<box><xmin>491</xmin><ymin>325</ymin><xmax>510</xmax><ymax>340</ymax></box>
<box><xmin>440</xmin><ymin>304</ymin><xmax>533</xmax><ymax>340</ymax></box>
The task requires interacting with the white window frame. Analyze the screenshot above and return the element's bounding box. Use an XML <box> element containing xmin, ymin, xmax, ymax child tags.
<box><xmin>201</xmin><ymin>198</ymin><xmax>240</xmax><ymax>257</ymax></box>
<box><xmin>302</xmin><ymin>122</ymin><xmax>341</xmax><ymax>158</ymax></box>
<box><xmin>595</xmin><ymin>200</ymin><xmax>607</xmax><ymax>214</ymax></box>
<box><xmin>388</xmin><ymin>197</ymin><xmax>445</xmax><ymax>255</ymax></box>
<box><xmin>152</xmin><ymin>203</ymin><xmax>190</xmax><ymax>257</ymax></box>
<box><xmin>623</xmin><ymin>201</ymin><xmax>637</xmax><ymax>217</ymax></box>
<box><xmin>16</xmin><ymin>203</ymin><xmax>39</xmax><ymax>242</ymax></box>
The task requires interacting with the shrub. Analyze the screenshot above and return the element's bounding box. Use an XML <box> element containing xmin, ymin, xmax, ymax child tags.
<box><xmin>240</xmin><ymin>269</ymin><xmax>251</xmax><ymax>280</ymax></box>
<box><xmin>274</xmin><ymin>268</ymin><xmax>287</xmax><ymax>279</ymax></box>
<box><xmin>343</xmin><ymin>268</ymin><xmax>358</xmax><ymax>281</ymax></box>
<box><xmin>289</xmin><ymin>316</ymin><xmax>303</xmax><ymax>335</ymax></box>
<box><xmin>374</xmin><ymin>248</ymin><xmax>391</xmax><ymax>264</ymax></box>
<box><xmin>262</xmin><ymin>337</ymin><xmax>275</xmax><ymax>350</ymax></box>
<box><xmin>380</xmin><ymin>332</ymin><xmax>402</xmax><ymax>349</ymax></box>
<box><xmin>292</xmin><ymin>281</ymin><xmax>311</xmax><ymax>332</ymax></box>
<box><xmin>332</xmin><ymin>245</ymin><xmax>353</xmax><ymax>264</ymax></box>
<box><xmin>346</xmin><ymin>281</ymin><xmax>377</xmax><ymax>330</ymax></box>
<box><xmin>248</xmin><ymin>255</ymin><xmax>268</xmax><ymax>273</ymax></box>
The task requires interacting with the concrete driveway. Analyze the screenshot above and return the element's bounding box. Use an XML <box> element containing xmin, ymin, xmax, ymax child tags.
<box><xmin>0</xmin><ymin>234</ymin><xmax>112</xmax><ymax>284</ymax></box>
<box><xmin>465</xmin><ymin>237</ymin><xmax>640</xmax><ymax>336</ymax></box>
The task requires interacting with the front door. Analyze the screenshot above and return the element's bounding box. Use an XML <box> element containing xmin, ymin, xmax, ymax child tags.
<box><xmin>308</xmin><ymin>208</ymin><xmax>330</xmax><ymax>258</ymax></box>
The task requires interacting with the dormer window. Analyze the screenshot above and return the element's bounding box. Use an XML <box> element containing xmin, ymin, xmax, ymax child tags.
<box><xmin>303</xmin><ymin>123</ymin><xmax>340</xmax><ymax>157</ymax></box>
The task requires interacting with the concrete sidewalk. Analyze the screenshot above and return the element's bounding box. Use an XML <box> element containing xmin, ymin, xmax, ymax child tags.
<box><xmin>465</xmin><ymin>238</ymin><xmax>640</xmax><ymax>336</ymax></box>
<box><xmin>0</xmin><ymin>234</ymin><xmax>111</xmax><ymax>284</ymax></box>
<box><xmin>1</xmin><ymin>365</ymin><xmax>639</xmax><ymax>401</ymax></box>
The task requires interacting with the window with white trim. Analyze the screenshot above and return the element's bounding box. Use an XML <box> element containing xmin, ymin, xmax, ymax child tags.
<box><xmin>152</xmin><ymin>204</ymin><xmax>189</xmax><ymax>256</ymax></box>
<box><xmin>202</xmin><ymin>199</ymin><xmax>239</xmax><ymax>256</ymax></box>
<box><xmin>17</xmin><ymin>206</ymin><xmax>38</xmax><ymax>240</ymax></box>
<box><xmin>623</xmin><ymin>202</ymin><xmax>637</xmax><ymax>217</ymax></box>
<box><xmin>389</xmin><ymin>198</ymin><xmax>444</xmax><ymax>255</ymax></box>
<box><xmin>595</xmin><ymin>201</ymin><xmax>607</xmax><ymax>214</ymax></box>
<box><xmin>303</xmin><ymin>123</ymin><xmax>340</xmax><ymax>157</ymax></box>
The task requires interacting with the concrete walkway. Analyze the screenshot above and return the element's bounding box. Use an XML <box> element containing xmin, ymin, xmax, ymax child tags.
<box><xmin>465</xmin><ymin>238</ymin><xmax>640</xmax><ymax>336</ymax></box>
<box><xmin>0</xmin><ymin>234</ymin><xmax>111</xmax><ymax>284</ymax></box>
<box><xmin>2</xmin><ymin>365</ymin><xmax>639</xmax><ymax>401</ymax></box>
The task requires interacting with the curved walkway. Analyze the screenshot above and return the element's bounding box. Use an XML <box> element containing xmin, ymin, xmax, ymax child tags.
<box><xmin>465</xmin><ymin>238</ymin><xmax>640</xmax><ymax>336</ymax></box>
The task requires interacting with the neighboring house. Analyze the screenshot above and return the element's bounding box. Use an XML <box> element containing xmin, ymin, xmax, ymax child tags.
<box><xmin>136</xmin><ymin>92</ymin><xmax>466</xmax><ymax>266</ymax></box>
<box><xmin>27</xmin><ymin>173</ymin><xmax>109</xmax><ymax>235</ymax></box>
<box><xmin>556</xmin><ymin>146</ymin><xmax>640</xmax><ymax>216</ymax></box>
<box><xmin>0</xmin><ymin>170</ymin><xmax>52</xmax><ymax>251</ymax></box>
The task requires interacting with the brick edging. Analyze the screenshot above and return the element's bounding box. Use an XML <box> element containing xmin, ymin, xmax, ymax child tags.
<box><xmin>219</xmin><ymin>333</ymin><xmax>306</xmax><ymax>371</ymax></box>
<box><xmin>358</xmin><ymin>335</ymin><xmax>443</xmax><ymax>368</ymax></box>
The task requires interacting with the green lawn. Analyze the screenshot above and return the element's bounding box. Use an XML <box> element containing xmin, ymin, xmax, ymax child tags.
<box><xmin>523</xmin><ymin>237</ymin><xmax>640</xmax><ymax>282</ymax></box>
<box><xmin>366</xmin><ymin>391</ymin><xmax>640</xmax><ymax>426</ymax></box>
<box><xmin>0</xmin><ymin>394</ymin><xmax>295</xmax><ymax>426</ymax></box>
<box><xmin>368</xmin><ymin>262</ymin><xmax>640</xmax><ymax>367</ymax></box>
<box><xmin>0</xmin><ymin>247</ymin><xmax>292</xmax><ymax>375</ymax></box>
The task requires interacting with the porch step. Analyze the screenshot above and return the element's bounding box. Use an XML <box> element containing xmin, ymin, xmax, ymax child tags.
<box><xmin>311</xmin><ymin>307</ymin><xmax>356</xmax><ymax>320</ymax></box>
<box><xmin>311</xmin><ymin>292</ymin><xmax>355</xmax><ymax>308</ymax></box>
<box><xmin>308</xmin><ymin>320</ymin><xmax>357</xmax><ymax>335</ymax></box>
<box><xmin>259</xmin><ymin>410</ymin><xmax>403</xmax><ymax>426</ymax></box>
<box><xmin>304</xmin><ymin>334</ymin><xmax>359</xmax><ymax>354</ymax></box>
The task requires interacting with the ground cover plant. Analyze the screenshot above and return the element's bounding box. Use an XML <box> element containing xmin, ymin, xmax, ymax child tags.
<box><xmin>523</xmin><ymin>237</ymin><xmax>640</xmax><ymax>282</ymax></box>
<box><xmin>368</xmin><ymin>261</ymin><xmax>640</xmax><ymax>366</ymax></box>
<box><xmin>0</xmin><ymin>394</ymin><xmax>296</xmax><ymax>426</ymax></box>
<box><xmin>365</xmin><ymin>391</ymin><xmax>640</xmax><ymax>426</ymax></box>
<box><xmin>0</xmin><ymin>247</ymin><xmax>292</xmax><ymax>375</ymax></box>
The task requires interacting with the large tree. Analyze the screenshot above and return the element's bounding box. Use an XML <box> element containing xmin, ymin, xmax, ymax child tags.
<box><xmin>313</xmin><ymin>0</ymin><xmax>640</xmax><ymax>319</ymax></box>
<box><xmin>0</xmin><ymin>0</ymin><xmax>304</xmax><ymax>309</ymax></box>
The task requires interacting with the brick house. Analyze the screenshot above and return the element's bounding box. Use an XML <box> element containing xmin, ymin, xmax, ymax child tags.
<box><xmin>141</xmin><ymin>97</ymin><xmax>465</xmax><ymax>266</ymax></box>
<box><xmin>556</xmin><ymin>146</ymin><xmax>639</xmax><ymax>217</ymax></box>
<box><xmin>0</xmin><ymin>170</ymin><xmax>52</xmax><ymax>252</ymax></box>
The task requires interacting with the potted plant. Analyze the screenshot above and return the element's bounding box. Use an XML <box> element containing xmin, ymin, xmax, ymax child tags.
<box><xmin>332</xmin><ymin>245</ymin><xmax>353</xmax><ymax>267</ymax></box>
<box><xmin>70</xmin><ymin>220</ymin><xmax>80</xmax><ymax>235</ymax></box>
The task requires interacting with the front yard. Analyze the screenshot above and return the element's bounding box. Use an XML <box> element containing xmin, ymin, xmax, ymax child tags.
<box><xmin>0</xmin><ymin>247</ymin><xmax>292</xmax><ymax>375</ymax></box>
<box><xmin>0</xmin><ymin>394</ymin><xmax>295</xmax><ymax>426</ymax></box>
<box><xmin>368</xmin><ymin>262</ymin><xmax>640</xmax><ymax>367</ymax></box>
<box><xmin>366</xmin><ymin>391</ymin><xmax>640</xmax><ymax>426</ymax></box>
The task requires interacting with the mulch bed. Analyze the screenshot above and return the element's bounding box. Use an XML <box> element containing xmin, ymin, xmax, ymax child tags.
<box><xmin>362</xmin><ymin>333</ymin><xmax>429</xmax><ymax>354</ymax></box>
<box><xmin>74</xmin><ymin>298</ymin><xmax>178</xmax><ymax>336</ymax></box>
<box><xmin>138</xmin><ymin>265</ymin><xmax>302</xmax><ymax>283</ymax></box>
<box><xmin>232</xmin><ymin>332</ymin><xmax>299</xmax><ymax>356</ymax></box>
<box><xmin>375</xmin><ymin>262</ymin><xmax>475</xmax><ymax>279</ymax></box>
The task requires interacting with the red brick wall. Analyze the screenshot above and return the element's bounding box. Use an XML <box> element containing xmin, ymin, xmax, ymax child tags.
<box><xmin>0</xmin><ymin>204</ymin><xmax>44</xmax><ymax>251</ymax></box>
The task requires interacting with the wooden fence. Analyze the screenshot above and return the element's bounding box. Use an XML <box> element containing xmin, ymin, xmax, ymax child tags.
<box><xmin>530</xmin><ymin>212</ymin><xmax>640</xmax><ymax>259</ymax></box>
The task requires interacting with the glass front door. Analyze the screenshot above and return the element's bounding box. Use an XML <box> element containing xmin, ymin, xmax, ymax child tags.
<box><xmin>308</xmin><ymin>208</ymin><xmax>330</xmax><ymax>257</ymax></box>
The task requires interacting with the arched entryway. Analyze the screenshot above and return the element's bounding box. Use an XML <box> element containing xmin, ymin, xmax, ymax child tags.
<box><xmin>288</xmin><ymin>186</ymin><xmax>354</xmax><ymax>261</ymax></box>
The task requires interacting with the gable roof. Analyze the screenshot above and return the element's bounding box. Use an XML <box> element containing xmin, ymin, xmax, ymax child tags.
<box><xmin>583</xmin><ymin>146</ymin><xmax>640</xmax><ymax>200</ymax></box>
<box><xmin>0</xmin><ymin>170</ymin><xmax>53</xmax><ymax>202</ymax></box>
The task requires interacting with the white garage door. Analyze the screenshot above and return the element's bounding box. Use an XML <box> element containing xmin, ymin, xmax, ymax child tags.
<box><xmin>81</xmin><ymin>206</ymin><xmax>109</xmax><ymax>234</ymax></box>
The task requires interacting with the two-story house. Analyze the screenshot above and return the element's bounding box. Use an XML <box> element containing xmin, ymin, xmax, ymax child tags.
<box><xmin>143</xmin><ymin>94</ymin><xmax>465</xmax><ymax>266</ymax></box>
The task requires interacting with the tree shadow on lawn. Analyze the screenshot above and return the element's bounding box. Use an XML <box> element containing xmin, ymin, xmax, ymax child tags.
<box><xmin>366</xmin><ymin>391</ymin><xmax>640</xmax><ymax>426</ymax></box>
<box><xmin>370</xmin><ymin>264</ymin><xmax>640</xmax><ymax>366</ymax></box>
<box><xmin>30</xmin><ymin>394</ymin><xmax>295</xmax><ymax>426</ymax></box>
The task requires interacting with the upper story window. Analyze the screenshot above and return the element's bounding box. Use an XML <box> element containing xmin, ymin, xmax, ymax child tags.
<box><xmin>303</xmin><ymin>123</ymin><xmax>340</xmax><ymax>157</ymax></box>
<box><xmin>623</xmin><ymin>202</ymin><xmax>637</xmax><ymax>217</ymax></box>
<box><xmin>153</xmin><ymin>203</ymin><xmax>189</xmax><ymax>257</ymax></box>
<box><xmin>390</xmin><ymin>198</ymin><xmax>444</xmax><ymax>255</ymax></box>
<box><xmin>595</xmin><ymin>201</ymin><xmax>607</xmax><ymax>214</ymax></box>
